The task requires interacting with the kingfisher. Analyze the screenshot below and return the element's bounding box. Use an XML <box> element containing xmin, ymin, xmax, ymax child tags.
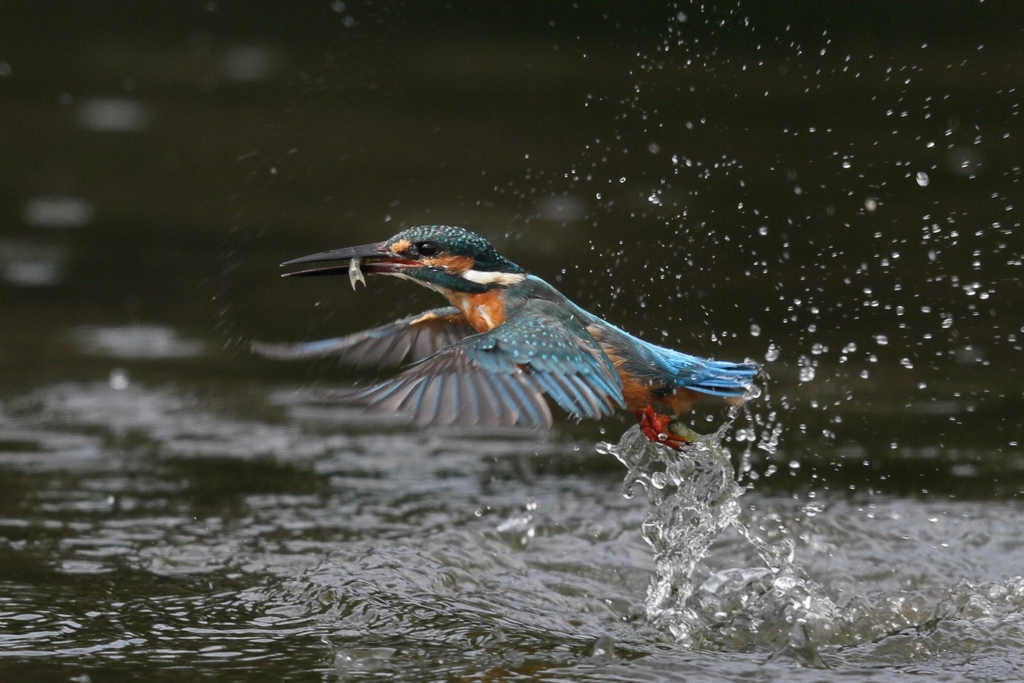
<box><xmin>252</xmin><ymin>225</ymin><xmax>757</xmax><ymax>448</ymax></box>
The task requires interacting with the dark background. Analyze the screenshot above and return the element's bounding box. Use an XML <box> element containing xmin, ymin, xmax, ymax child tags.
<box><xmin>3</xmin><ymin>1</ymin><xmax>1021</xmax><ymax>459</ymax></box>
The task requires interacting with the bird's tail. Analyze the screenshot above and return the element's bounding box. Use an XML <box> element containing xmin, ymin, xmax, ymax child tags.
<box><xmin>666</xmin><ymin>351</ymin><xmax>759</xmax><ymax>398</ymax></box>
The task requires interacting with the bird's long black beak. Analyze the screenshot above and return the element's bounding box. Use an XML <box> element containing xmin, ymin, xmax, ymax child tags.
<box><xmin>281</xmin><ymin>241</ymin><xmax>414</xmax><ymax>278</ymax></box>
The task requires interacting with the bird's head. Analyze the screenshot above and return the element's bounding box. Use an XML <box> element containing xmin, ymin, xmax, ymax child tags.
<box><xmin>281</xmin><ymin>225</ymin><xmax>526</xmax><ymax>293</ymax></box>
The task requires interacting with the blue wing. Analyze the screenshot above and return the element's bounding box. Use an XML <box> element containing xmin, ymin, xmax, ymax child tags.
<box><xmin>349</xmin><ymin>301</ymin><xmax>626</xmax><ymax>429</ymax></box>
<box><xmin>251</xmin><ymin>307</ymin><xmax>475</xmax><ymax>367</ymax></box>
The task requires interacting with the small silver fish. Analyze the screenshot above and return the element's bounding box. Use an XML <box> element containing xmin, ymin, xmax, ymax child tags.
<box><xmin>349</xmin><ymin>256</ymin><xmax>367</xmax><ymax>290</ymax></box>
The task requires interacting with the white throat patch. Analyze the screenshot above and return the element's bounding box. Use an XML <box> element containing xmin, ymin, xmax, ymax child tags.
<box><xmin>461</xmin><ymin>269</ymin><xmax>526</xmax><ymax>286</ymax></box>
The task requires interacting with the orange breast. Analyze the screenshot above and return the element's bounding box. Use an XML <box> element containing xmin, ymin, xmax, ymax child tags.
<box><xmin>447</xmin><ymin>289</ymin><xmax>507</xmax><ymax>333</ymax></box>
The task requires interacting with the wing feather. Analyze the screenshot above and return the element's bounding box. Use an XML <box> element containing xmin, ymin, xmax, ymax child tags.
<box><xmin>540</xmin><ymin>372</ymin><xmax>586</xmax><ymax>418</ymax></box>
<box><xmin>469</xmin><ymin>371</ymin><xmax>503</xmax><ymax>425</ymax></box>
<box><xmin>360</xmin><ymin>377</ymin><xmax>421</xmax><ymax>414</ymax></box>
<box><xmin>562</xmin><ymin>373</ymin><xmax>602</xmax><ymax>420</ymax></box>
<box><xmin>503</xmin><ymin>372</ymin><xmax>553</xmax><ymax>429</ymax></box>
<box><xmin>251</xmin><ymin>307</ymin><xmax>475</xmax><ymax>367</ymax></box>
<box><xmin>434</xmin><ymin>375</ymin><xmax>459</xmax><ymax>426</ymax></box>
<box><xmin>345</xmin><ymin>300</ymin><xmax>623</xmax><ymax>429</ymax></box>
<box><xmin>401</xmin><ymin>377</ymin><xmax>434</xmax><ymax>418</ymax></box>
<box><xmin>454</xmin><ymin>374</ymin><xmax>479</xmax><ymax>427</ymax></box>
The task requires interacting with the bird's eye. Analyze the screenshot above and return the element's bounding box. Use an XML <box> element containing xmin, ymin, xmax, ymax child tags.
<box><xmin>416</xmin><ymin>241</ymin><xmax>439</xmax><ymax>257</ymax></box>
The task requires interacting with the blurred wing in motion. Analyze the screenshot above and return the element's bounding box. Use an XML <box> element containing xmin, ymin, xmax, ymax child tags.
<box><xmin>350</xmin><ymin>300</ymin><xmax>626</xmax><ymax>429</ymax></box>
<box><xmin>251</xmin><ymin>307</ymin><xmax>475</xmax><ymax>367</ymax></box>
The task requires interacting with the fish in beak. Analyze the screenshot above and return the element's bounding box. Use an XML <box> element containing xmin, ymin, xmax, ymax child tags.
<box><xmin>281</xmin><ymin>241</ymin><xmax>420</xmax><ymax>289</ymax></box>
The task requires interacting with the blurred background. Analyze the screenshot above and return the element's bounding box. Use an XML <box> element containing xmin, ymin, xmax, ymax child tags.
<box><xmin>1</xmin><ymin>1</ymin><xmax>1023</xmax><ymax>681</ymax></box>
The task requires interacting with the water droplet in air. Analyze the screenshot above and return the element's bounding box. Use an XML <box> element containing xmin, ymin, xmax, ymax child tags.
<box><xmin>799</xmin><ymin>366</ymin><xmax>815</xmax><ymax>382</ymax></box>
<box><xmin>750</xmin><ymin>324</ymin><xmax>761</xmax><ymax>337</ymax></box>
<box><xmin>765</xmin><ymin>344</ymin><xmax>780</xmax><ymax>362</ymax></box>
<box><xmin>916</xmin><ymin>171</ymin><xmax>930</xmax><ymax>187</ymax></box>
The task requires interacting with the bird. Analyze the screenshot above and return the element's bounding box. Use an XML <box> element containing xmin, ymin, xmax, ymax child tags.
<box><xmin>252</xmin><ymin>225</ymin><xmax>757</xmax><ymax>448</ymax></box>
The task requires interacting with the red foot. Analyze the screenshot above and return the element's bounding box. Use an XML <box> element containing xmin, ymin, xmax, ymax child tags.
<box><xmin>634</xmin><ymin>405</ymin><xmax>688</xmax><ymax>450</ymax></box>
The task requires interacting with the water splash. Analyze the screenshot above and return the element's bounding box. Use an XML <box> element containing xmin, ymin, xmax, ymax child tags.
<box><xmin>598</xmin><ymin>424</ymin><xmax>742</xmax><ymax>642</ymax></box>
<box><xmin>598</xmin><ymin>399</ymin><xmax>841</xmax><ymax>664</ymax></box>
<box><xmin>597</xmin><ymin>403</ymin><xmax>1024</xmax><ymax>670</ymax></box>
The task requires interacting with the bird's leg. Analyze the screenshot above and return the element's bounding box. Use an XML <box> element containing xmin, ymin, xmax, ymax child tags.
<box><xmin>634</xmin><ymin>405</ymin><xmax>688</xmax><ymax>450</ymax></box>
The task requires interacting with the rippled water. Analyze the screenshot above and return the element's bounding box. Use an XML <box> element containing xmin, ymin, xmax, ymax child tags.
<box><xmin>1</xmin><ymin>378</ymin><xmax>1022</xmax><ymax>681</ymax></box>
<box><xmin>604</xmin><ymin>421</ymin><xmax>1024</xmax><ymax>677</ymax></box>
